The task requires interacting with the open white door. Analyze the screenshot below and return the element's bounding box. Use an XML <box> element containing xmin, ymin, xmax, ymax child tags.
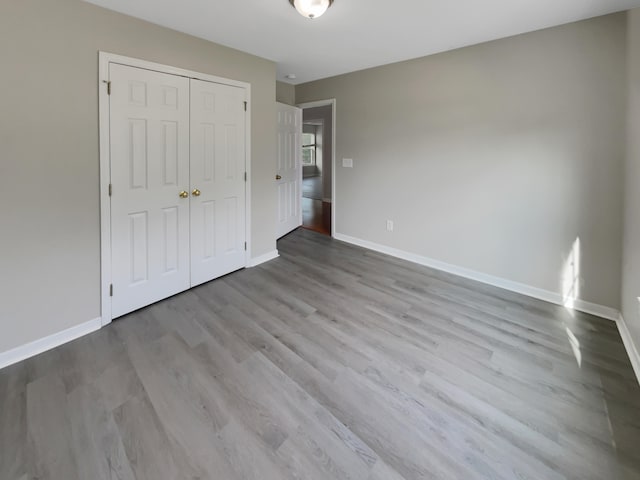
<box><xmin>190</xmin><ymin>79</ymin><xmax>247</xmax><ymax>286</ymax></box>
<box><xmin>109</xmin><ymin>64</ymin><xmax>191</xmax><ymax>318</ymax></box>
<box><xmin>276</xmin><ymin>102</ymin><xmax>302</xmax><ymax>238</ymax></box>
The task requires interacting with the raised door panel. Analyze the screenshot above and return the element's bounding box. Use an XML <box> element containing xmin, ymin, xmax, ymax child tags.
<box><xmin>190</xmin><ymin>79</ymin><xmax>246</xmax><ymax>286</ymax></box>
<box><xmin>110</xmin><ymin>63</ymin><xmax>191</xmax><ymax>318</ymax></box>
<box><xmin>276</xmin><ymin>103</ymin><xmax>302</xmax><ymax>238</ymax></box>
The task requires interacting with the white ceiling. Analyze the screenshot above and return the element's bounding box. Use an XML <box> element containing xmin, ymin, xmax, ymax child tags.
<box><xmin>85</xmin><ymin>0</ymin><xmax>640</xmax><ymax>84</ymax></box>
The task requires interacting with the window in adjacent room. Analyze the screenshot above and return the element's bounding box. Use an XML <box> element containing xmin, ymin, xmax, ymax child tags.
<box><xmin>302</xmin><ymin>128</ymin><xmax>317</xmax><ymax>166</ymax></box>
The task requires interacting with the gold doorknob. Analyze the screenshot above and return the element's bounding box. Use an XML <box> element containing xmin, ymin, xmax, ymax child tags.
<box><xmin>179</xmin><ymin>190</ymin><xmax>188</xmax><ymax>198</ymax></box>
<box><xmin>276</xmin><ymin>175</ymin><xmax>282</xmax><ymax>180</ymax></box>
<box><xmin>192</xmin><ymin>188</ymin><xmax>201</xmax><ymax>197</ymax></box>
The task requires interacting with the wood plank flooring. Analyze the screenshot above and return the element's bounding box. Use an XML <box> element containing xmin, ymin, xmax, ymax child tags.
<box><xmin>302</xmin><ymin>198</ymin><xmax>331</xmax><ymax>235</ymax></box>
<box><xmin>2</xmin><ymin>228</ymin><xmax>640</xmax><ymax>479</ymax></box>
<box><xmin>302</xmin><ymin>176</ymin><xmax>331</xmax><ymax>235</ymax></box>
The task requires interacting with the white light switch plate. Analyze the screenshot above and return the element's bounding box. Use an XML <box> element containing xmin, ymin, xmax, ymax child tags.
<box><xmin>342</xmin><ymin>158</ymin><xmax>353</xmax><ymax>168</ymax></box>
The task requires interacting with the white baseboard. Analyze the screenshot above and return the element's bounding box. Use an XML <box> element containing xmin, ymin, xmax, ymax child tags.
<box><xmin>334</xmin><ymin>233</ymin><xmax>620</xmax><ymax>322</ymax></box>
<box><xmin>0</xmin><ymin>317</ymin><xmax>102</xmax><ymax>370</ymax></box>
<box><xmin>0</xmin><ymin>250</ymin><xmax>278</xmax><ymax>370</ymax></box>
<box><xmin>616</xmin><ymin>314</ymin><xmax>640</xmax><ymax>384</ymax></box>
<box><xmin>569</xmin><ymin>298</ymin><xmax>620</xmax><ymax>322</ymax></box>
<box><xmin>248</xmin><ymin>250</ymin><xmax>279</xmax><ymax>267</ymax></box>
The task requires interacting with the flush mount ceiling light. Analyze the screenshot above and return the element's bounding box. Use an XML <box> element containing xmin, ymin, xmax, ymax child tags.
<box><xmin>289</xmin><ymin>0</ymin><xmax>334</xmax><ymax>19</ymax></box>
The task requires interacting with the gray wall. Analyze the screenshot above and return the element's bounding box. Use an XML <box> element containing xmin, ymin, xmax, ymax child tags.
<box><xmin>0</xmin><ymin>0</ymin><xmax>277</xmax><ymax>353</ymax></box>
<box><xmin>623</xmin><ymin>9</ymin><xmax>640</xmax><ymax>347</ymax></box>
<box><xmin>297</xmin><ymin>13</ymin><xmax>626</xmax><ymax>310</ymax></box>
<box><xmin>276</xmin><ymin>81</ymin><xmax>296</xmax><ymax>106</ymax></box>
<box><xmin>303</xmin><ymin>106</ymin><xmax>333</xmax><ymax>201</ymax></box>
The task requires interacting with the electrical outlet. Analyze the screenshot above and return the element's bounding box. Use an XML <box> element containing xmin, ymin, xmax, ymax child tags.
<box><xmin>386</xmin><ymin>220</ymin><xmax>394</xmax><ymax>232</ymax></box>
<box><xmin>342</xmin><ymin>158</ymin><xmax>353</xmax><ymax>168</ymax></box>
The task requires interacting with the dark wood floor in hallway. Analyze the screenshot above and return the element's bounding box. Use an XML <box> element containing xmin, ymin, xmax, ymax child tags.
<box><xmin>2</xmin><ymin>228</ymin><xmax>640</xmax><ymax>480</ymax></box>
<box><xmin>302</xmin><ymin>175</ymin><xmax>331</xmax><ymax>235</ymax></box>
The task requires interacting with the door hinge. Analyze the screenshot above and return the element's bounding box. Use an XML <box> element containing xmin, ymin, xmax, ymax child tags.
<box><xmin>109</xmin><ymin>284</ymin><xmax>113</xmax><ymax>297</ymax></box>
<box><xmin>103</xmin><ymin>80</ymin><xmax>111</xmax><ymax>95</ymax></box>
<box><xmin>108</xmin><ymin>183</ymin><xmax>112</xmax><ymax>196</ymax></box>
<box><xmin>244</xmin><ymin>242</ymin><xmax>247</xmax><ymax>251</ymax></box>
<box><xmin>244</xmin><ymin>172</ymin><xmax>247</xmax><ymax>182</ymax></box>
<box><xmin>244</xmin><ymin>101</ymin><xmax>247</xmax><ymax>112</ymax></box>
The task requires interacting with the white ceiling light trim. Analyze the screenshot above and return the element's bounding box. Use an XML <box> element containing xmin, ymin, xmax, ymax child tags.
<box><xmin>289</xmin><ymin>0</ymin><xmax>334</xmax><ymax>19</ymax></box>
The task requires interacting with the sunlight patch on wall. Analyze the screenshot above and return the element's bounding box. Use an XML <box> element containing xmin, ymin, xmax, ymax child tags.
<box><xmin>562</xmin><ymin>237</ymin><xmax>581</xmax><ymax>314</ymax></box>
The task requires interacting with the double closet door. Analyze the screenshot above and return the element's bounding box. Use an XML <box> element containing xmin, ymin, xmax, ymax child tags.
<box><xmin>109</xmin><ymin>63</ymin><xmax>247</xmax><ymax>319</ymax></box>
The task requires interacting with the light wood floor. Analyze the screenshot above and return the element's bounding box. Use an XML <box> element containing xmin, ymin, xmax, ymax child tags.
<box><xmin>2</xmin><ymin>228</ymin><xmax>640</xmax><ymax>480</ymax></box>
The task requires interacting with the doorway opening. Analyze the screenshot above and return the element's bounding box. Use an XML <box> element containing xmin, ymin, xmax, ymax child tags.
<box><xmin>300</xmin><ymin>103</ymin><xmax>333</xmax><ymax>236</ymax></box>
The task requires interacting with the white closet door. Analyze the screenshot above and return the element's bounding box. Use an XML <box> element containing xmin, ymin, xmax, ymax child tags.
<box><xmin>276</xmin><ymin>102</ymin><xmax>302</xmax><ymax>238</ymax></box>
<box><xmin>110</xmin><ymin>64</ymin><xmax>191</xmax><ymax>318</ymax></box>
<box><xmin>190</xmin><ymin>79</ymin><xmax>247</xmax><ymax>286</ymax></box>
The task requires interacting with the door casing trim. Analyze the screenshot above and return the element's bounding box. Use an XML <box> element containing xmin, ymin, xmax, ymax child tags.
<box><xmin>98</xmin><ymin>51</ymin><xmax>252</xmax><ymax>326</ymax></box>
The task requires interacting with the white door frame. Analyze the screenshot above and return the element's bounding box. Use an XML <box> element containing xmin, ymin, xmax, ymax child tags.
<box><xmin>296</xmin><ymin>99</ymin><xmax>336</xmax><ymax>237</ymax></box>
<box><xmin>98</xmin><ymin>51</ymin><xmax>252</xmax><ymax>326</ymax></box>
